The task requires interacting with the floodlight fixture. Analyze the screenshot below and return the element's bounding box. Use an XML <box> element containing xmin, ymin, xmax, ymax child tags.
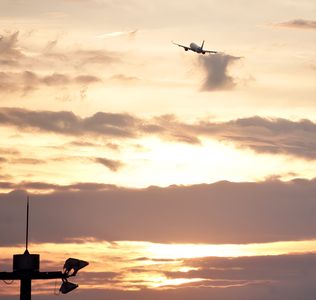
<box><xmin>63</xmin><ymin>258</ymin><xmax>89</xmax><ymax>276</ymax></box>
<box><xmin>0</xmin><ymin>196</ymin><xmax>89</xmax><ymax>300</ymax></box>
<box><xmin>60</xmin><ymin>280</ymin><xmax>78</xmax><ymax>294</ymax></box>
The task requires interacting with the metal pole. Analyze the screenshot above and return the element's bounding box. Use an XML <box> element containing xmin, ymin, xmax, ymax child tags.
<box><xmin>26</xmin><ymin>196</ymin><xmax>29</xmax><ymax>251</ymax></box>
<box><xmin>20</xmin><ymin>278</ymin><xmax>31</xmax><ymax>300</ymax></box>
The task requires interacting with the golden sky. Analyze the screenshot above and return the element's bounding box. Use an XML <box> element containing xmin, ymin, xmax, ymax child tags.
<box><xmin>0</xmin><ymin>0</ymin><xmax>316</xmax><ymax>299</ymax></box>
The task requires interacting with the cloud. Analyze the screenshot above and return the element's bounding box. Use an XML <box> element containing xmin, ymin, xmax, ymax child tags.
<box><xmin>0</xmin><ymin>181</ymin><xmax>116</xmax><ymax>192</ymax></box>
<box><xmin>75</xmin><ymin>74</ymin><xmax>101</xmax><ymax>84</ymax></box>
<box><xmin>198</xmin><ymin>53</ymin><xmax>241</xmax><ymax>91</ymax></box>
<box><xmin>4</xmin><ymin>252</ymin><xmax>316</xmax><ymax>300</ymax></box>
<box><xmin>190</xmin><ymin>116</ymin><xmax>316</xmax><ymax>160</ymax></box>
<box><xmin>72</xmin><ymin>49</ymin><xmax>120</xmax><ymax>67</ymax></box>
<box><xmin>42</xmin><ymin>39</ymin><xmax>58</xmax><ymax>53</ymax></box>
<box><xmin>0</xmin><ymin>148</ymin><xmax>20</xmax><ymax>156</ymax></box>
<box><xmin>1</xmin><ymin>178</ymin><xmax>316</xmax><ymax>245</ymax></box>
<box><xmin>0</xmin><ymin>31</ymin><xmax>23</xmax><ymax>66</ymax></box>
<box><xmin>97</xmin><ymin>29</ymin><xmax>138</xmax><ymax>39</ymax></box>
<box><xmin>274</xmin><ymin>19</ymin><xmax>316</xmax><ymax>30</ymax></box>
<box><xmin>10</xmin><ymin>158</ymin><xmax>46</xmax><ymax>165</ymax></box>
<box><xmin>94</xmin><ymin>157</ymin><xmax>125</xmax><ymax>171</ymax></box>
<box><xmin>0</xmin><ymin>31</ymin><xmax>120</xmax><ymax>90</ymax></box>
<box><xmin>0</xmin><ymin>157</ymin><xmax>8</xmax><ymax>163</ymax></box>
<box><xmin>169</xmin><ymin>253</ymin><xmax>316</xmax><ymax>282</ymax></box>
<box><xmin>0</xmin><ymin>108</ymin><xmax>141</xmax><ymax>137</ymax></box>
<box><xmin>110</xmin><ymin>74</ymin><xmax>141</xmax><ymax>83</ymax></box>
<box><xmin>0</xmin><ymin>71</ymin><xmax>101</xmax><ymax>94</ymax></box>
<box><xmin>2</xmin><ymin>108</ymin><xmax>316</xmax><ymax>160</ymax></box>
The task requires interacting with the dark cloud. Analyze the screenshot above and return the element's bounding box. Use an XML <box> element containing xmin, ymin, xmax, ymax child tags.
<box><xmin>0</xmin><ymin>108</ymin><xmax>140</xmax><ymax>137</ymax></box>
<box><xmin>75</xmin><ymin>74</ymin><xmax>101</xmax><ymax>84</ymax></box>
<box><xmin>198</xmin><ymin>53</ymin><xmax>241</xmax><ymax>91</ymax></box>
<box><xmin>0</xmin><ymin>157</ymin><xmax>8</xmax><ymax>163</ymax></box>
<box><xmin>0</xmin><ymin>31</ymin><xmax>23</xmax><ymax>66</ymax></box>
<box><xmin>191</xmin><ymin>116</ymin><xmax>316</xmax><ymax>160</ymax></box>
<box><xmin>10</xmin><ymin>158</ymin><xmax>46</xmax><ymax>165</ymax></box>
<box><xmin>94</xmin><ymin>157</ymin><xmax>124</xmax><ymax>172</ymax></box>
<box><xmin>0</xmin><ymin>108</ymin><xmax>196</xmax><ymax>145</ymax></box>
<box><xmin>0</xmin><ymin>181</ymin><xmax>116</xmax><ymax>192</ymax></box>
<box><xmin>168</xmin><ymin>253</ymin><xmax>316</xmax><ymax>282</ymax></box>
<box><xmin>275</xmin><ymin>19</ymin><xmax>316</xmax><ymax>30</ymax></box>
<box><xmin>1</xmin><ymin>108</ymin><xmax>316</xmax><ymax>160</ymax></box>
<box><xmin>0</xmin><ymin>71</ymin><xmax>101</xmax><ymax>94</ymax></box>
<box><xmin>0</xmin><ymin>148</ymin><xmax>20</xmax><ymax>155</ymax></box>
<box><xmin>1</xmin><ymin>178</ymin><xmax>316</xmax><ymax>245</ymax></box>
<box><xmin>5</xmin><ymin>263</ymin><xmax>316</xmax><ymax>300</ymax></box>
<box><xmin>41</xmin><ymin>73</ymin><xmax>71</xmax><ymax>86</ymax></box>
<box><xmin>1</xmin><ymin>241</ymin><xmax>316</xmax><ymax>299</ymax></box>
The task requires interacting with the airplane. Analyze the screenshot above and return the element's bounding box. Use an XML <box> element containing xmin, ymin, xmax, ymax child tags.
<box><xmin>172</xmin><ymin>40</ymin><xmax>217</xmax><ymax>55</ymax></box>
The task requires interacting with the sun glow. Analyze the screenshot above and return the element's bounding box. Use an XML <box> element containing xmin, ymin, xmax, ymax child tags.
<box><xmin>1</xmin><ymin>239</ymin><xmax>316</xmax><ymax>293</ymax></box>
<box><xmin>148</xmin><ymin>276</ymin><xmax>204</xmax><ymax>288</ymax></box>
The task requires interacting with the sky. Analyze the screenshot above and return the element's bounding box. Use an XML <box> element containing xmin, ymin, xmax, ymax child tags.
<box><xmin>0</xmin><ymin>0</ymin><xmax>316</xmax><ymax>299</ymax></box>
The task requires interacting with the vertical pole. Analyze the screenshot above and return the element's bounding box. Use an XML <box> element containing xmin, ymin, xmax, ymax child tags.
<box><xmin>26</xmin><ymin>196</ymin><xmax>29</xmax><ymax>252</ymax></box>
<box><xmin>20</xmin><ymin>278</ymin><xmax>31</xmax><ymax>300</ymax></box>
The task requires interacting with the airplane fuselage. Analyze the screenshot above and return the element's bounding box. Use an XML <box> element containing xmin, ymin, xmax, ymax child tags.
<box><xmin>189</xmin><ymin>42</ymin><xmax>205</xmax><ymax>54</ymax></box>
<box><xmin>173</xmin><ymin>40</ymin><xmax>217</xmax><ymax>55</ymax></box>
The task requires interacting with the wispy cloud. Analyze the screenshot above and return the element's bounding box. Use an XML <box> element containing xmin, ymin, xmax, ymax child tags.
<box><xmin>0</xmin><ymin>31</ymin><xmax>23</xmax><ymax>66</ymax></box>
<box><xmin>96</xmin><ymin>30</ymin><xmax>138</xmax><ymax>39</ymax></box>
<box><xmin>0</xmin><ymin>71</ymin><xmax>101</xmax><ymax>94</ymax></box>
<box><xmin>93</xmin><ymin>157</ymin><xmax>125</xmax><ymax>171</ymax></box>
<box><xmin>274</xmin><ymin>19</ymin><xmax>316</xmax><ymax>30</ymax></box>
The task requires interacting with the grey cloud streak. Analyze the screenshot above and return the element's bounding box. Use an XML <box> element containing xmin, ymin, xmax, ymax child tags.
<box><xmin>0</xmin><ymin>108</ymin><xmax>139</xmax><ymax>137</ymax></box>
<box><xmin>167</xmin><ymin>253</ymin><xmax>316</xmax><ymax>282</ymax></box>
<box><xmin>1</xmin><ymin>178</ymin><xmax>316</xmax><ymax>245</ymax></box>
<box><xmin>199</xmin><ymin>53</ymin><xmax>241</xmax><ymax>91</ymax></box>
<box><xmin>94</xmin><ymin>157</ymin><xmax>125</xmax><ymax>171</ymax></box>
<box><xmin>0</xmin><ymin>71</ymin><xmax>101</xmax><ymax>94</ymax></box>
<box><xmin>2</xmin><ymin>108</ymin><xmax>316</xmax><ymax>160</ymax></box>
<box><xmin>275</xmin><ymin>19</ymin><xmax>316</xmax><ymax>30</ymax></box>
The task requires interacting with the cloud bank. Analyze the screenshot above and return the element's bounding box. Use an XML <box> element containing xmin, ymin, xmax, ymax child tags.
<box><xmin>2</xmin><ymin>253</ymin><xmax>316</xmax><ymax>299</ymax></box>
<box><xmin>1</xmin><ymin>178</ymin><xmax>316</xmax><ymax>245</ymax></box>
<box><xmin>1</xmin><ymin>108</ymin><xmax>316</xmax><ymax>160</ymax></box>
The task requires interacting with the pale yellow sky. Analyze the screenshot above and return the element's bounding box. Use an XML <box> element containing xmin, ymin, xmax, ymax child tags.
<box><xmin>0</xmin><ymin>0</ymin><xmax>315</xmax><ymax>189</ymax></box>
<box><xmin>1</xmin><ymin>1</ymin><xmax>316</xmax><ymax>298</ymax></box>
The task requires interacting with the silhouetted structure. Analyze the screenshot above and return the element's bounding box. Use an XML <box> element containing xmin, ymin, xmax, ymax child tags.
<box><xmin>0</xmin><ymin>196</ymin><xmax>88</xmax><ymax>300</ymax></box>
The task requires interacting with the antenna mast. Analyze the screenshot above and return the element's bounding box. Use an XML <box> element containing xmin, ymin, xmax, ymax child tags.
<box><xmin>0</xmin><ymin>195</ymin><xmax>89</xmax><ymax>300</ymax></box>
<box><xmin>26</xmin><ymin>196</ymin><xmax>29</xmax><ymax>252</ymax></box>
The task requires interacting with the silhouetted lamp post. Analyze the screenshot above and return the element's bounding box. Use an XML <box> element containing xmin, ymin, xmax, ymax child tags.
<box><xmin>0</xmin><ymin>197</ymin><xmax>88</xmax><ymax>299</ymax></box>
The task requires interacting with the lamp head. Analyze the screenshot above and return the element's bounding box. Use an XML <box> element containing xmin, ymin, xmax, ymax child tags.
<box><xmin>63</xmin><ymin>258</ymin><xmax>89</xmax><ymax>276</ymax></box>
<box><xmin>60</xmin><ymin>281</ymin><xmax>78</xmax><ymax>294</ymax></box>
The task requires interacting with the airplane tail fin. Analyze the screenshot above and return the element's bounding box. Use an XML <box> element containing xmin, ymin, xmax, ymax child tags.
<box><xmin>201</xmin><ymin>40</ymin><xmax>205</xmax><ymax>50</ymax></box>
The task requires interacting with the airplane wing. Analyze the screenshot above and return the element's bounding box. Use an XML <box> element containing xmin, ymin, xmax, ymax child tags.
<box><xmin>203</xmin><ymin>49</ymin><xmax>218</xmax><ymax>54</ymax></box>
<box><xmin>172</xmin><ymin>41</ymin><xmax>190</xmax><ymax>51</ymax></box>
